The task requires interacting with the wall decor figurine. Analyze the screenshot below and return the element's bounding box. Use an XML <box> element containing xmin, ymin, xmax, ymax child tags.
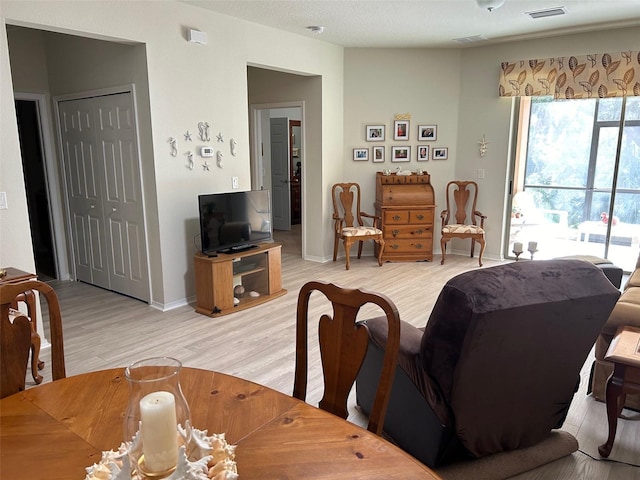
<box><xmin>230</xmin><ymin>138</ymin><xmax>237</xmax><ymax>156</ymax></box>
<box><xmin>198</xmin><ymin>122</ymin><xmax>210</xmax><ymax>142</ymax></box>
<box><xmin>184</xmin><ymin>131</ymin><xmax>193</xmax><ymax>141</ymax></box>
<box><xmin>217</xmin><ymin>150</ymin><xmax>224</xmax><ymax>168</ymax></box>
<box><xmin>478</xmin><ymin>134</ymin><xmax>489</xmax><ymax>157</ymax></box>
<box><xmin>202</xmin><ymin>160</ymin><xmax>210</xmax><ymax>171</ymax></box>
<box><xmin>186</xmin><ymin>151</ymin><xmax>194</xmax><ymax>170</ymax></box>
<box><xmin>168</xmin><ymin>137</ymin><xmax>178</xmax><ymax>157</ymax></box>
<box><xmin>217</xmin><ymin>132</ymin><xmax>224</xmax><ymax>143</ymax></box>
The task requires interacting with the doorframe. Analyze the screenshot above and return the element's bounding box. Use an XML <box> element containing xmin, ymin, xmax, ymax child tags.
<box><xmin>14</xmin><ymin>92</ymin><xmax>70</xmax><ymax>281</ymax></box>
<box><xmin>249</xmin><ymin>101</ymin><xmax>305</xmax><ymax>255</ymax></box>
<box><xmin>53</xmin><ymin>84</ymin><xmax>152</xmax><ymax>300</ymax></box>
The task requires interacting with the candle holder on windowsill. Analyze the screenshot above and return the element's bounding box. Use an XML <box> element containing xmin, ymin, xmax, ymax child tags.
<box><xmin>528</xmin><ymin>247</ymin><xmax>538</xmax><ymax>260</ymax></box>
<box><xmin>513</xmin><ymin>250</ymin><xmax>523</xmax><ymax>261</ymax></box>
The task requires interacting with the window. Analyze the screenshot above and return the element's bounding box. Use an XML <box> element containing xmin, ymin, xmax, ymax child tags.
<box><xmin>509</xmin><ymin>96</ymin><xmax>640</xmax><ymax>272</ymax></box>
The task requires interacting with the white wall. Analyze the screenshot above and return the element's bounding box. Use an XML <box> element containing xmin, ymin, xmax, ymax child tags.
<box><xmin>343</xmin><ymin>47</ymin><xmax>461</xmax><ymax>256</ymax></box>
<box><xmin>1</xmin><ymin>1</ymin><xmax>344</xmax><ymax>307</ymax></box>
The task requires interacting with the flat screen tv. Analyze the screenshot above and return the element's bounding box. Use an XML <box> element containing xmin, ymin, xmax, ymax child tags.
<box><xmin>198</xmin><ymin>190</ymin><xmax>273</xmax><ymax>255</ymax></box>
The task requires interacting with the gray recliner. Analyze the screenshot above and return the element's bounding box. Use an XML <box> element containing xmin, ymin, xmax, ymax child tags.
<box><xmin>356</xmin><ymin>259</ymin><xmax>620</xmax><ymax>468</ymax></box>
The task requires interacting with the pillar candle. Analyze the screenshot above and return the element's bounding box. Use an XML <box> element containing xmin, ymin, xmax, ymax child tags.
<box><xmin>140</xmin><ymin>391</ymin><xmax>178</xmax><ymax>473</ymax></box>
<box><xmin>528</xmin><ymin>241</ymin><xmax>537</xmax><ymax>252</ymax></box>
<box><xmin>513</xmin><ymin>242</ymin><xmax>523</xmax><ymax>253</ymax></box>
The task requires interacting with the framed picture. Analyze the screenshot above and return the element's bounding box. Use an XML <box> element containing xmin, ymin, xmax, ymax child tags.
<box><xmin>432</xmin><ymin>147</ymin><xmax>448</xmax><ymax>160</ymax></box>
<box><xmin>393</xmin><ymin>120</ymin><xmax>410</xmax><ymax>141</ymax></box>
<box><xmin>353</xmin><ymin>148</ymin><xmax>369</xmax><ymax>161</ymax></box>
<box><xmin>417</xmin><ymin>145</ymin><xmax>429</xmax><ymax>162</ymax></box>
<box><xmin>366</xmin><ymin>125</ymin><xmax>385</xmax><ymax>142</ymax></box>
<box><xmin>372</xmin><ymin>146</ymin><xmax>385</xmax><ymax>163</ymax></box>
<box><xmin>418</xmin><ymin>124</ymin><xmax>437</xmax><ymax>141</ymax></box>
<box><xmin>391</xmin><ymin>146</ymin><xmax>411</xmax><ymax>162</ymax></box>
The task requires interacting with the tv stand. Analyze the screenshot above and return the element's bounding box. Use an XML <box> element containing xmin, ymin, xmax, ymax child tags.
<box><xmin>194</xmin><ymin>243</ymin><xmax>286</xmax><ymax>317</ymax></box>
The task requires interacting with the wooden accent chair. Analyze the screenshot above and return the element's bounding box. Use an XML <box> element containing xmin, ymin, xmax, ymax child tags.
<box><xmin>440</xmin><ymin>180</ymin><xmax>486</xmax><ymax>266</ymax></box>
<box><xmin>332</xmin><ymin>182</ymin><xmax>384</xmax><ymax>270</ymax></box>
<box><xmin>293</xmin><ymin>281</ymin><xmax>400</xmax><ymax>435</ymax></box>
<box><xmin>1</xmin><ymin>280</ymin><xmax>66</xmax><ymax>398</ymax></box>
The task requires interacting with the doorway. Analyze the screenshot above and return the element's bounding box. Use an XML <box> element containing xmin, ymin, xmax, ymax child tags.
<box><xmin>14</xmin><ymin>99</ymin><xmax>57</xmax><ymax>280</ymax></box>
<box><xmin>250</xmin><ymin>104</ymin><xmax>303</xmax><ymax>256</ymax></box>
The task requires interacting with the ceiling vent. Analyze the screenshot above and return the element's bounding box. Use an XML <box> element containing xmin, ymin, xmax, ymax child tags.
<box><xmin>526</xmin><ymin>6</ymin><xmax>567</xmax><ymax>19</ymax></box>
<box><xmin>454</xmin><ymin>35</ymin><xmax>488</xmax><ymax>44</ymax></box>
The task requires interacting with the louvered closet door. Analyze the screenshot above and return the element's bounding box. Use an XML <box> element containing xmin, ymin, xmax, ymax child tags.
<box><xmin>58</xmin><ymin>92</ymin><xmax>150</xmax><ymax>302</ymax></box>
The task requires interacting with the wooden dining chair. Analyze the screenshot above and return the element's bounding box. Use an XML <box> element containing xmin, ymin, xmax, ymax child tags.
<box><xmin>293</xmin><ymin>280</ymin><xmax>400</xmax><ymax>435</ymax></box>
<box><xmin>1</xmin><ymin>280</ymin><xmax>66</xmax><ymax>398</ymax></box>
<box><xmin>332</xmin><ymin>182</ymin><xmax>385</xmax><ymax>270</ymax></box>
<box><xmin>440</xmin><ymin>180</ymin><xmax>487</xmax><ymax>267</ymax></box>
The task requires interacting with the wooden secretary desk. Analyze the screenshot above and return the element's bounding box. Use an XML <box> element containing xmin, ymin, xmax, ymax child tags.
<box><xmin>375</xmin><ymin>172</ymin><xmax>436</xmax><ymax>262</ymax></box>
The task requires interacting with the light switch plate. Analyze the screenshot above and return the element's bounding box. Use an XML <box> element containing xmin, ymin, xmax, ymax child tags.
<box><xmin>0</xmin><ymin>192</ymin><xmax>7</xmax><ymax>210</ymax></box>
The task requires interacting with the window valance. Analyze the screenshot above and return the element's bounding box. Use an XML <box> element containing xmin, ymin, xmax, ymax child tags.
<box><xmin>499</xmin><ymin>51</ymin><xmax>640</xmax><ymax>99</ymax></box>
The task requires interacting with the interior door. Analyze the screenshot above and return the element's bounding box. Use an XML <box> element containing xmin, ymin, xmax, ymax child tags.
<box><xmin>94</xmin><ymin>94</ymin><xmax>150</xmax><ymax>301</ymax></box>
<box><xmin>58</xmin><ymin>98</ymin><xmax>110</xmax><ymax>289</ymax></box>
<box><xmin>270</xmin><ymin>117</ymin><xmax>291</xmax><ymax>231</ymax></box>
<box><xmin>57</xmin><ymin>92</ymin><xmax>150</xmax><ymax>302</ymax></box>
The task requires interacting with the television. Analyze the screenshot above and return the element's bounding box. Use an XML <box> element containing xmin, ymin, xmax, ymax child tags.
<box><xmin>198</xmin><ymin>190</ymin><xmax>273</xmax><ymax>255</ymax></box>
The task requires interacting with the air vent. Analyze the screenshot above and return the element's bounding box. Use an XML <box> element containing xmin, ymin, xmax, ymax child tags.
<box><xmin>454</xmin><ymin>35</ymin><xmax>488</xmax><ymax>44</ymax></box>
<box><xmin>526</xmin><ymin>7</ymin><xmax>567</xmax><ymax>19</ymax></box>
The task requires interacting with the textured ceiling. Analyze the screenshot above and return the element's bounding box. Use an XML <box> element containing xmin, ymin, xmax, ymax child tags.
<box><xmin>180</xmin><ymin>0</ymin><xmax>640</xmax><ymax>48</ymax></box>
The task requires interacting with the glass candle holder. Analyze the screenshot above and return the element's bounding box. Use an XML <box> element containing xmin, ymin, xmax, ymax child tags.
<box><xmin>124</xmin><ymin>357</ymin><xmax>191</xmax><ymax>478</ymax></box>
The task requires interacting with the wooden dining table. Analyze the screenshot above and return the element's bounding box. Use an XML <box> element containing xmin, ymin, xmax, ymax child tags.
<box><xmin>0</xmin><ymin>367</ymin><xmax>441</xmax><ymax>479</ymax></box>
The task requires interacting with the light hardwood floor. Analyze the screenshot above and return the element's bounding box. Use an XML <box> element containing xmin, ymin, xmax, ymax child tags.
<box><xmin>32</xmin><ymin>247</ymin><xmax>639</xmax><ymax>479</ymax></box>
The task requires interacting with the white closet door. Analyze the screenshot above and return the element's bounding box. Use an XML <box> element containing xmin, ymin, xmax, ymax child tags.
<box><xmin>94</xmin><ymin>93</ymin><xmax>149</xmax><ymax>301</ymax></box>
<box><xmin>58</xmin><ymin>91</ymin><xmax>150</xmax><ymax>302</ymax></box>
<box><xmin>58</xmin><ymin>98</ymin><xmax>110</xmax><ymax>289</ymax></box>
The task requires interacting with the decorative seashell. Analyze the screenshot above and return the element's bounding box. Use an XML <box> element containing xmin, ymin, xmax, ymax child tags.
<box><xmin>233</xmin><ymin>285</ymin><xmax>245</xmax><ymax>296</ymax></box>
<box><xmin>248</xmin><ymin>291</ymin><xmax>259</xmax><ymax>298</ymax></box>
<box><xmin>233</xmin><ymin>297</ymin><xmax>240</xmax><ymax>305</ymax></box>
<box><xmin>85</xmin><ymin>427</ymin><xmax>237</xmax><ymax>480</ymax></box>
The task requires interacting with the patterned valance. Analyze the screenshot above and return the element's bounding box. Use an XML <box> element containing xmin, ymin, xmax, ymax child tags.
<box><xmin>499</xmin><ymin>51</ymin><xmax>640</xmax><ymax>99</ymax></box>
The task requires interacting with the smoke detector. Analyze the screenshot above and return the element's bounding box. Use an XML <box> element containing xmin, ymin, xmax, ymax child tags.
<box><xmin>476</xmin><ymin>0</ymin><xmax>505</xmax><ymax>12</ymax></box>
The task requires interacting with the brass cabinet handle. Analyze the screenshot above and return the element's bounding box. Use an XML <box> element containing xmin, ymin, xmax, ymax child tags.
<box><xmin>392</xmin><ymin>215</ymin><xmax>401</xmax><ymax>221</ymax></box>
<box><xmin>416</xmin><ymin>214</ymin><xmax>425</xmax><ymax>220</ymax></box>
<box><xmin>415</xmin><ymin>229</ymin><xmax>424</xmax><ymax>235</ymax></box>
<box><xmin>390</xmin><ymin>244</ymin><xmax>399</xmax><ymax>250</ymax></box>
<box><xmin>416</xmin><ymin>244</ymin><xmax>423</xmax><ymax>249</ymax></box>
<box><xmin>392</xmin><ymin>229</ymin><xmax>400</xmax><ymax>236</ymax></box>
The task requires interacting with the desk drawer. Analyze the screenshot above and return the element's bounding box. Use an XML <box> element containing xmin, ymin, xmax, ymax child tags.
<box><xmin>384</xmin><ymin>225</ymin><xmax>432</xmax><ymax>239</ymax></box>
<box><xmin>384</xmin><ymin>238</ymin><xmax>433</xmax><ymax>253</ymax></box>
<box><xmin>384</xmin><ymin>210</ymin><xmax>410</xmax><ymax>224</ymax></box>
<box><xmin>409</xmin><ymin>210</ymin><xmax>434</xmax><ymax>224</ymax></box>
